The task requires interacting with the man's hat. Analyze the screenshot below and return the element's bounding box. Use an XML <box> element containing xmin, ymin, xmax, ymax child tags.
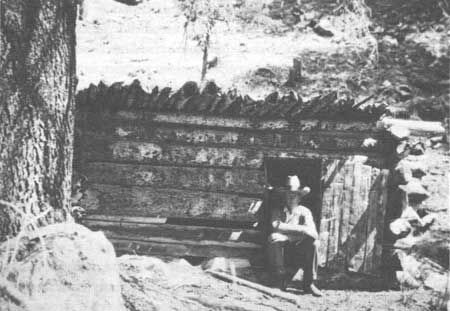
<box><xmin>285</xmin><ymin>175</ymin><xmax>311</xmax><ymax>197</ymax></box>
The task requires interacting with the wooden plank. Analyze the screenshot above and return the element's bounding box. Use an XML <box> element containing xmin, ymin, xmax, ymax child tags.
<box><xmin>84</xmin><ymin>214</ymin><xmax>169</xmax><ymax>224</ymax></box>
<box><xmin>83</xmin><ymin>214</ymin><xmax>256</xmax><ymax>229</ymax></box>
<box><xmin>82</xmin><ymin>122</ymin><xmax>385</xmax><ymax>152</ymax></box>
<box><xmin>82</xmin><ymin>162</ymin><xmax>265</xmax><ymax>195</ymax></box>
<box><xmin>363</xmin><ymin>169</ymin><xmax>389</xmax><ymax>273</ymax></box>
<box><xmin>335</xmin><ymin>162</ymin><xmax>354</xmax><ymax>270</ymax></box>
<box><xmin>83</xmin><ymin>138</ymin><xmax>384</xmax><ymax>169</ymax></box>
<box><xmin>82</xmin><ymin>219</ymin><xmax>264</xmax><ymax>245</ymax></box>
<box><xmin>79</xmin><ymin>184</ymin><xmax>259</xmax><ymax>221</ymax></box>
<box><xmin>108</xmin><ymin>237</ymin><xmax>261</xmax><ymax>259</ymax></box>
<box><xmin>318</xmin><ymin>168</ymin><xmax>335</xmax><ymax>266</ymax></box>
<box><xmin>94</xmin><ymin>111</ymin><xmax>381</xmax><ymax>132</ymax></box>
<box><xmin>318</xmin><ymin>158</ymin><xmax>346</xmax><ymax>270</ymax></box>
<box><xmin>362</xmin><ymin>167</ymin><xmax>380</xmax><ymax>273</ymax></box>
<box><xmin>347</xmin><ymin>163</ymin><xmax>372</xmax><ymax>272</ymax></box>
<box><xmin>101</xmin><ymin>230</ymin><xmax>260</xmax><ymax>249</ymax></box>
<box><xmin>328</xmin><ymin>182</ymin><xmax>343</xmax><ymax>265</ymax></box>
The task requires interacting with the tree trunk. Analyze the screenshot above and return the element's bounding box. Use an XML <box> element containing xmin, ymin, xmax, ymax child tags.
<box><xmin>0</xmin><ymin>0</ymin><xmax>77</xmax><ymax>239</ymax></box>
<box><xmin>200</xmin><ymin>32</ymin><xmax>210</xmax><ymax>82</ymax></box>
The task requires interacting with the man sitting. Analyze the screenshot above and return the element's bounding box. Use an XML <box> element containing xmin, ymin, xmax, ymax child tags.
<box><xmin>266</xmin><ymin>175</ymin><xmax>323</xmax><ymax>297</ymax></box>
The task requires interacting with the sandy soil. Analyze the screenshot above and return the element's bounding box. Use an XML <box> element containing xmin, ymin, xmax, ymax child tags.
<box><xmin>119</xmin><ymin>255</ymin><xmax>437</xmax><ymax>311</ymax></box>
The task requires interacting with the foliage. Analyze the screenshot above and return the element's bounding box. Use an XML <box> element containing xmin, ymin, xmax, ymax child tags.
<box><xmin>178</xmin><ymin>0</ymin><xmax>236</xmax><ymax>81</ymax></box>
<box><xmin>0</xmin><ymin>200</ymin><xmax>51</xmax><ymax>310</ymax></box>
<box><xmin>334</xmin><ymin>0</ymin><xmax>378</xmax><ymax>64</ymax></box>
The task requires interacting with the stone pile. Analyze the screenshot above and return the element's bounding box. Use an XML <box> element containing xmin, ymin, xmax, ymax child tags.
<box><xmin>384</xmin><ymin>124</ymin><xmax>448</xmax><ymax>296</ymax></box>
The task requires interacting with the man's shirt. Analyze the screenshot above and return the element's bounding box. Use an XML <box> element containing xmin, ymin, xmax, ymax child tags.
<box><xmin>268</xmin><ymin>205</ymin><xmax>317</xmax><ymax>243</ymax></box>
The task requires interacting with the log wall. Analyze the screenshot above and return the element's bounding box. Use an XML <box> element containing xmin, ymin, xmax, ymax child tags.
<box><xmin>76</xmin><ymin>109</ymin><xmax>390</xmax><ymax>222</ymax></box>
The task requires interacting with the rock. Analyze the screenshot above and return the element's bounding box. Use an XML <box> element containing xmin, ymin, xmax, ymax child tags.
<box><xmin>396</xmin><ymin>141</ymin><xmax>411</xmax><ymax>157</ymax></box>
<box><xmin>389</xmin><ymin>125</ymin><xmax>410</xmax><ymax>141</ymax></box>
<box><xmin>407</xmin><ymin>160</ymin><xmax>427</xmax><ymax>179</ymax></box>
<box><xmin>432</xmin><ymin>142</ymin><xmax>443</xmax><ymax>149</ymax></box>
<box><xmin>0</xmin><ymin>223</ymin><xmax>124</xmax><ymax>311</ymax></box>
<box><xmin>415</xmin><ymin>214</ymin><xmax>436</xmax><ymax>233</ymax></box>
<box><xmin>361</xmin><ymin>137</ymin><xmax>378</xmax><ymax>149</ymax></box>
<box><xmin>396</xmin><ymin>85</ymin><xmax>412</xmax><ymax>100</ymax></box>
<box><xmin>255</xmin><ymin>68</ymin><xmax>276</xmax><ymax>79</ymax></box>
<box><xmin>394</xmin><ymin>234</ymin><xmax>420</xmax><ymax>249</ymax></box>
<box><xmin>389</xmin><ymin>218</ymin><xmax>412</xmax><ymax>236</ymax></box>
<box><xmin>395</xmin><ymin>271</ymin><xmax>421</xmax><ymax>288</ymax></box>
<box><xmin>382</xmin><ymin>80</ymin><xmax>393</xmax><ymax>88</ymax></box>
<box><xmin>399</xmin><ymin>178</ymin><xmax>430</xmax><ymax>203</ymax></box>
<box><xmin>395</xmin><ymin>248</ymin><xmax>449</xmax><ymax>294</ymax></box>
<box><xmin>394</xmin><ymin>161</ymin><xmax>413</xmax><ymax>184</ymax></box>
<box><xmin>430</xmin><ymin>136</ymin><xmax>443</xmax><ymax>144</ymax></box>
<box><xmin>202</xmin><ymin>257</ymin><xmax>251</xmax><ymax>273</ymax></box>
<box><xmin>381</xmin><ymin>35</ymin><xmax>399</xmax><ymax>47</ymax></box>
<box><xmin>424</xmin><ymin>272</ymin><xmax>448</xmax><ymax>292</ymax></box>
<box><xmin>395</xmin><ymin>251</ymin><xmax>422</xmax><ymax>288</ymax></box>
<box><xmin>410</xmin><ymin>142</ymin><xmax>426</xmax><ymax>155</ymax></box>
<box><xmin>308</xmin><ymin>20</ymin><xmax>334</xmax><ymax>37</ymax></box>
<box><xmin>400</xmin><ymin>205</ymin><xmax>422</xmax><ymax>223</ymax></box>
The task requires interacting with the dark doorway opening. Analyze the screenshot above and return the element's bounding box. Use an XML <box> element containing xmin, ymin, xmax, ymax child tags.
<box><xmin>264</xmin><ymin>158</ymin><xmax>323</xmax><ymax>228</ymax></box>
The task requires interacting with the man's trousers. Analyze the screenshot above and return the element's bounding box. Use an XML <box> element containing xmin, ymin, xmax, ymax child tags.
<box><xmin>266</xmin><ymin>236</ymin><xmax>318</xmax><ymax>285</ymax></box>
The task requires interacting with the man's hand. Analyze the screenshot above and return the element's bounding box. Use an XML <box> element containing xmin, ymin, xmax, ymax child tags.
<box><xmin>268</xmin><ymin>232</ymin><xmax>289</xmax><ymax>243</ymax></box>
<box><xmin>275</xmin><ymin>222</ymin><xmax>318</xmax><ymax>240</ymax></box>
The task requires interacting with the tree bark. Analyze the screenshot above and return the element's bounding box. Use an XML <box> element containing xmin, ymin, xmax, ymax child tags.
<box><xmin>0</xmin><ymin>0</ymin><xmax>77</xmax><ymax>239</ymax></box>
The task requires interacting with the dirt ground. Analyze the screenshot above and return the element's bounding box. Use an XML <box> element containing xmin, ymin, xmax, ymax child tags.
<box><xmin>119</xmin><ymin>255</ymin><xmax>438</xmax><ymax>311</ymax></box>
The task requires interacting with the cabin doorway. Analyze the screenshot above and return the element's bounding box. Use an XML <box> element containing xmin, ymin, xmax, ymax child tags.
<box><xmin>264</xmin><ymin>158</ymin><xmax>323</xmax><ymax>228</ymax></box>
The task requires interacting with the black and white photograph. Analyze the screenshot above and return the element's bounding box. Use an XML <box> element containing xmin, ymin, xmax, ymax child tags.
<box><xmin>0</xmin><ymin>0</ymin><xmax>449</xmax><ymax>310</ymax></box>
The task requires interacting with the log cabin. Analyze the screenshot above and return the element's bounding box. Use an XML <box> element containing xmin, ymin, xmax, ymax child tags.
<box><xmin>74</xmin><ymin>80</ymin><xmax>397</xmax><ymax>274</ymax></box>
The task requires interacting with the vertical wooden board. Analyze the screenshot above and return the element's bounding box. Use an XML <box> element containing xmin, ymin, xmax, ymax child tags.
<box><xmin>319</xmin><ymin>159</ymin><xmax>344</xmax><ymax>267</ymax></box>
<box><xmin>347</xmin><ymin>162</ymin><xmax>372</xmax><ymax>272</ymax></box>
<box><xmin>365</xmin><ymin>169</ymin><xmax>389</xmax><ymax>272</ymax></box>
<box><xmin>362</xmin><ymin>167</ymin><xmax>381</xmax><ymax>273</ymax></box>
<box><xmin>335</xmin><ymin>162</ymin><xmax>354</xmax><ymax>270</ymax></box>
<box><xmin>327</xmin><ymin>182</ymin><xmax>343</xmax><ymax>266</ymax></box>
<box><xmin>318</xmin><ymin>182</ymin><xmax>334</xmax><ymax>266</ymax></box>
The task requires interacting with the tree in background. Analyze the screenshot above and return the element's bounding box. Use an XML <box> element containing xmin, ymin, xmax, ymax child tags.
<box><xmin>179</xmin><ymin>0</ymin><xmax>235</xmax><ymax>82</ymax></box>
<box><xmin>0</xmin><ymin>0</ymin><xmax>77</xmax><ymax>239</ymax></box>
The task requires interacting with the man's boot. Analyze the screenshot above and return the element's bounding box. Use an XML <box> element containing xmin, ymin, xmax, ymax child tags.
<box><xmin>303</xmin><ymin>282</ymin><xmax>323</xmax><ymax>297</ymax></box>
<box><xmin>275</xmin><ymin>274</ymin><xmax>289</xmax><ymax>291</ymax></box>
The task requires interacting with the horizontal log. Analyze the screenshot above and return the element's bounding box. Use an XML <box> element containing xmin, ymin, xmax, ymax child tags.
<box><xmin>82</xmin><ymin>219</ymin><xmax>263</xmax><ymax>245</ymax></box>
<box><xmin>378</xmin><ymin>118</ymin><xmax>445</xmax><ymax>136</ymax></box>
<box><xmin>108</xmin><ymin>237</ymin><xmax>261</xmax><ymax>259</ymax></box>
<box><xmin>82</xmin><ymin>162</ymin><xmax>265</xmax><ymax>195</ymax></box>
<box><xmin>82</xmin><ymin>121</ymin><xmax>389</xmax><ymax>152</ymax></box>
<box><xmin>82</xmin><ymin>111</ymin><xmax>381</xmax><ymax>132</ymax></box>
<box><xmin>84</xmin><ymin>214</ymin><xmax>256</xmax><ymax>229</ymax></box>
<box><xmin>84</xmin><ymin>214</ymin><xmax>168</xmax><ymax>224</ymax></box>
<box><xmin>83</xmin><ymin>138</ymin><xmax>385</xmax><ymax>169</ymax></box>
<box><xmin>80</xmin><ymin>184</ymin><xmax>259</xmax><ymax>221</ymax></box>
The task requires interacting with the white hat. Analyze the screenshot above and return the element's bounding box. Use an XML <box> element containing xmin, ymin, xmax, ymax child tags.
<box><xmin>286</xmin><ymin>175</ymin><xmax>311</xmax><ymax>197</ymax></box>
